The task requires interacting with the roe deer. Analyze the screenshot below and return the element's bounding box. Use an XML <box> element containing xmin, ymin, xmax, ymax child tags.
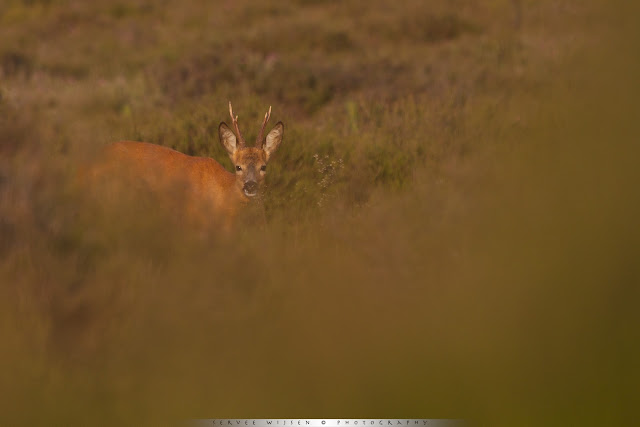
<box><xmin>90</xmin><ymin>102</ymin><xmax>284</xmax><ymax>230</ymax></box>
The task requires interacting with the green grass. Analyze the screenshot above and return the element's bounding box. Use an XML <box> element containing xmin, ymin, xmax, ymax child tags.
<box><xmin>1</xmin><ymin>0</ymin><xmax>639</xmax><ymax>425</ymax></box>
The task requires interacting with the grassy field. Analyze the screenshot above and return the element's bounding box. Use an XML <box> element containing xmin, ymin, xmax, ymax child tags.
<box><xmin>1</xmin><ymin>0</ymin><xmax>638</xmax><ymax>425</ymax></box>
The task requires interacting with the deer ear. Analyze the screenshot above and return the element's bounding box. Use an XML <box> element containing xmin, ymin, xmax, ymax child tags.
<box><xmin>218</xmin><ymin>122</ymin><xmax>237</xmax><ymax>155</ymax></box>
<box><xmin>263</xmin><ymin>122</ymin><xmax>284</xmax><ymax>161</ymax></box>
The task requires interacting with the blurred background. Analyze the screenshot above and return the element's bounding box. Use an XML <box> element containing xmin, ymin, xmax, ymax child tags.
<box><xmin>0</xmin><ymin>0</ymin><xmax>638</xmax><ymax>425</ymax></box>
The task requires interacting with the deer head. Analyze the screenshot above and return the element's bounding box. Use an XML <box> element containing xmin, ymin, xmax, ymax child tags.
<box><xmin>218</xmin><ymin>102</ymin><xmax>284</xmax><ymax>199</ymax></box>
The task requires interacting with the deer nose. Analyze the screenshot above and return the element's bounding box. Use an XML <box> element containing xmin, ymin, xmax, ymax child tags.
<box><xmin>243</xmin><ymin>180</ymin><xmax>258</xmax><ymax>197</ymax></box>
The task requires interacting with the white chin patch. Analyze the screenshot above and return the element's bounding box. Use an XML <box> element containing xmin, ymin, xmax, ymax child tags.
<box><xmin>244</xmin><ymin>190</ymin><xmax>257</xmax><ymax>197</ymax></box>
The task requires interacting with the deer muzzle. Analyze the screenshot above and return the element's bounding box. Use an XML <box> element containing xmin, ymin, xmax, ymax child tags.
<box><xmin>243</xmin><ymin>180</ymin><xmax>258</xmax><ymax>197</ymax></box>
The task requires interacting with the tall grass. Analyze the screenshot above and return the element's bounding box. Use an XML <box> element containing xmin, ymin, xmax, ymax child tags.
<box><xmin>1</xmin><ymin>0</ymin><xmax>638</xmax><ymax>425</ymax></box>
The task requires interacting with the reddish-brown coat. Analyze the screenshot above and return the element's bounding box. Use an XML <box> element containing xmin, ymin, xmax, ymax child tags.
<box><xmin>87</xmin><ymin>104</ymin><xmax>284</xmax><ymax>231</ymax></box>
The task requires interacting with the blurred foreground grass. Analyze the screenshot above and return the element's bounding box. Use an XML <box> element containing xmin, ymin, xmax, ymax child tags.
<box><xmin>1</xmin><ymin>0</ymin><xmax>638</xmax><ymax>425</ymax></box>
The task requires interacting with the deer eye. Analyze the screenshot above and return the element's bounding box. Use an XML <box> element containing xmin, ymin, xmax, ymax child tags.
<box><xmin>235</xmin><ymin>165</ymin><xmax>242</xmax><ymax>171</ymax></box>
<box><xmin>260</xmin><ymin>165</ymin><xmax>267</xmax><ymax>171</ymax></box>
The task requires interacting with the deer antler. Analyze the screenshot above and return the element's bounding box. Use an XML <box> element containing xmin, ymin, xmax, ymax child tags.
<box><xmin>257</xmin><ymin>106</ymin><xmax>272</xmax><ymax>147</ymax></box>
<box><xmin>228</xmin><ymin>101</ymin><xmax>246</xmax><ymax>147</ymax></box>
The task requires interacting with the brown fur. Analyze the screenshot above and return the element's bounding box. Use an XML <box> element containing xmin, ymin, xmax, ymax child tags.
<box><xmin>87</xmin><ymin>105</ymin><xmax>283</xmax><ymax>231</ymax></box>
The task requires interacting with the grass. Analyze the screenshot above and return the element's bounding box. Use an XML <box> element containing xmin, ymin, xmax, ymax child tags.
<box><xmin>1</xmin><ymin>0</ymin><xmax>639</xmax><ymax>425</ymax></box>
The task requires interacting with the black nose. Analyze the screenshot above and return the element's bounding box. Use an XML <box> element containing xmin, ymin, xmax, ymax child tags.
<box><xmin>243</xmin><ymin>181</ymin><xmax>258</xmax><ymax>194</ymax></box>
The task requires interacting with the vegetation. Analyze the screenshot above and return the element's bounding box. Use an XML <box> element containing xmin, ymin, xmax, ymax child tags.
<box><xmin>0</xmin><ymin>0</ymin><xmax>638</xmax><ymax>425</ymax></box>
